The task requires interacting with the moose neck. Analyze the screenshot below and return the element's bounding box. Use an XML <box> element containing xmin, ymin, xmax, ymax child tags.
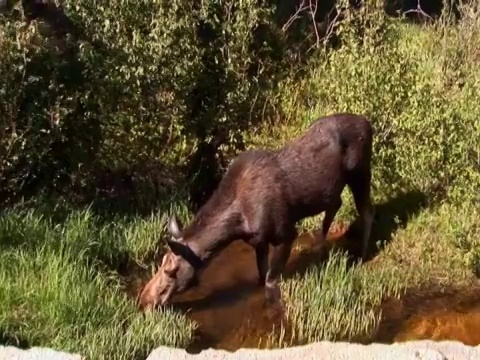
<box><xmin>182</xmin><ymin>208</ymin><xmax>242</xmax><ymax>266</ymax></box>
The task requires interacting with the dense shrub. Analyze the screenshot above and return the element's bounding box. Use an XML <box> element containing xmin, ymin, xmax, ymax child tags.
<box><xmin>250</xmin><ymin>0</ymin><xmax>479</xmax><ymax>206</ymax></box>
<box><xmin>0</xmin><ymin>0</ymin><xmax>293</xmax><ymax>210</ymax></box>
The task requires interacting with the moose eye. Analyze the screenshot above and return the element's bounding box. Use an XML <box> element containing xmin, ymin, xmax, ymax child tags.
<box><xmin>164</xmin><ymin>268</ymin><xmax>177</xmax><ymax>278</ymax></box>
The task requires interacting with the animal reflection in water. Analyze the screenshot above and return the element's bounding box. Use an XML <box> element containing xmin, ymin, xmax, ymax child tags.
<box><xmin>139</xmin><ymin>113</ymin><xmax>375</xmax><ymax>313</ymax></box>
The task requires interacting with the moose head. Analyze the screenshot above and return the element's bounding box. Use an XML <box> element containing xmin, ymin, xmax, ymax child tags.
<box><xmin>138</xmin><ymin>215</ymin><xmax>203</xmax><ymax>310</ymax></box>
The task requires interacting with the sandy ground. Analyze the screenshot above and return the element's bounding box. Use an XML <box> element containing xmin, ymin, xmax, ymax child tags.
<box><xmin>2</xmin><ymin>340</ymin><xmax>480</xmax><ymax>360</ymax></box>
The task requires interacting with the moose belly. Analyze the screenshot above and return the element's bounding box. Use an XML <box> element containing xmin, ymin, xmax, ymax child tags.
<box><xmin>289</xmin><ymin>196</ymin><xmax>335</xmax><ymax>222</ymax></box>
<box><xmin>287</xmin><ymin>181</ymin><xmax>345</xmax><ymax>222</ymax></box>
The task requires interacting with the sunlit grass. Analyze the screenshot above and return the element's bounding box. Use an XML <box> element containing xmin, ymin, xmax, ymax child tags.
<box><xmin>275</xmin><ymin>250</ymin><xmax>407</xmax><ymax>346</ymax></box>
<box><xmin>265</xmin><ymin>201</ymin><xmax>480</xmax><ymax>348</ymax></box>
<box><xmin>0</xmin><ymin>204</ymin><xmax>196</xmax><ymax>360</ymax></box>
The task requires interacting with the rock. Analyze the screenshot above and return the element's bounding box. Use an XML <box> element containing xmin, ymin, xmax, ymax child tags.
<box><xmin>146</xmin><ymin>340</ymin><xmax>480</xmax><ymax>360</ymax></box>
<box><xmin>0</xmin><ymin>346</ymin><xmax>83</xmax><ymax>360</ymax></box>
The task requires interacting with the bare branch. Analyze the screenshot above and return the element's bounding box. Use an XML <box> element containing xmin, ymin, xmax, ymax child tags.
<box><xmin>403</xmin><ymin>1</ymin><xmax>434</xmax><ymax>22</ymax></box>
<box><xmin>309</xmin><ymin>0</ymin><xmax>321</xmax><ymax>48</ymax></box>
<box><xmin>323</xmin><ymin>6</ymin><xmax>343</xmax><ymax>46</ymax></box>
<box><xmin>282</xmin><ymin>0</ymin><xmax>309</xmax><ymax>32</ymax></box>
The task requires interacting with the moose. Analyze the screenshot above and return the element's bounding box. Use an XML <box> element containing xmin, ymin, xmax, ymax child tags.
<box><xmin>139</xmin><ymin>113</ymin><xmax>375</xmax><ymax>310</ymax></box>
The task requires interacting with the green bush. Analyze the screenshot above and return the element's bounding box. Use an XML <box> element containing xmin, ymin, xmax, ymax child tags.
<box><xmin>0</xmin><ymin>0</ymin><xmax>289</xmax><ymax>208</ymax></box>
<box><xmin>251</xmin><ymin>0</ymin><xmax>480</xmax><ymax>206</ymax></box>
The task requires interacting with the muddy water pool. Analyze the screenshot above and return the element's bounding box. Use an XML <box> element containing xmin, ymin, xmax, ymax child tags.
<box><xmin>375</xmin><ymin>288</ymin><xmax>480</xmax><ymax>345</ymax></box>
<box><xmin>126</xmin><ymin>227</ymin><xmax>480</xmax><ymax>352</ymax></box>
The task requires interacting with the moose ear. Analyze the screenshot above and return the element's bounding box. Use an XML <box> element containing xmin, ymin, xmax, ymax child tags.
<box><xmin>167</xmin><ymin>215</ymin><xmax>183</xmax><ymax>240</ymax></box>
<box><xmin>166</xmin><ymin>238</ymin><xmax>189</xmax><ymax>258</ymax></box>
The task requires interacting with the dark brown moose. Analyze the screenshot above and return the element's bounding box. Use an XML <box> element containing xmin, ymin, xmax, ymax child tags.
<box><xmin>139</xmin><ymin>113</ymin><xmax>375</xmax><ymax>310</ymax></box>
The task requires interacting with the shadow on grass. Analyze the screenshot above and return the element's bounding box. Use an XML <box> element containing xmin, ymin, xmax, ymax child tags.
<box><xmin>285</xmin><ymin>188</ymin><xmax>431</xmax><ymax>279</ymax></box>
<box><xmin>350</xmin><ymin>188</ymin><xmax>430</xmax><ymax>261</ymax></box>
<box><xmin>0</xmin><ymin>330</ymin><xmax>31</xmax><ymax>349</ymax></box>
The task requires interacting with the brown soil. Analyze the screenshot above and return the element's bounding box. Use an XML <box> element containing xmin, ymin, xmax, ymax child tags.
<box><xmin>375</xmin><ymin>287</ymin><xmax>480</xmax><ymax>345</ymax></box>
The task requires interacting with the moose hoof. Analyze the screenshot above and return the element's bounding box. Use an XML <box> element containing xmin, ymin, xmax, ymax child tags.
<box><xmin>265</xmin><ymin>283</ymin><xmax>281</xmax><ymax>304</ymax></box>
<box><xmin>264</xmin><ymin>297</ymin><xmax>285</xmax><ymax>319</ymax></box>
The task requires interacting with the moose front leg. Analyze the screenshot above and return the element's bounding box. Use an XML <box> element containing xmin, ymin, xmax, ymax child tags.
<box><xmin>316</xmin><ymin>198</ymin><xmax>342</xmax><ymax>246</ymax></box>
<box><xmin>264</xmin><ymin>242</ymin><xmax>293</xmax><ymax>306</ymax></box>
<box><xmin>255</xmin><ymin>242</ymin><xmax>269</xmax><ymax>286</ymax></box>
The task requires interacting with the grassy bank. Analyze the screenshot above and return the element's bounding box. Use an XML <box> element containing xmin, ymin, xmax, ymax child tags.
<box><xmin>0</xmin><ymin>202</ymin><xmax>196</xmax><ymax>360</ymax></box>
<box><xmin>1</xmin><ymin>198</ymin><xmax>478</xmax><ymax>356</ymax></box>
<box><xmin>270</xmin><ymin>201</ymin><xmax>480</xmax><ymax>347</ymax></box>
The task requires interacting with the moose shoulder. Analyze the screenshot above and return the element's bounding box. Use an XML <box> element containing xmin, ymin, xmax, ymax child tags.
<box><xmin>139</xmin><ymin>113</ymin><xmax>375</xmax><ymax>310</ymax></box>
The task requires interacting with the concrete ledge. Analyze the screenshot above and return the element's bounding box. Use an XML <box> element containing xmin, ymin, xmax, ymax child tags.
<box><xmin>2</xmin><ymin>341</ymin><xmax>479</xmax><ymax>360</ymax></box>
<box><xmin>0</xmin><ymin>346</ymin><xmax>83</xmax><ymax>360</ymax></box>
<box><xmin>146</xmin><ymin>341</ymin><xmax>479</xmax><ymax>360</ymax></box>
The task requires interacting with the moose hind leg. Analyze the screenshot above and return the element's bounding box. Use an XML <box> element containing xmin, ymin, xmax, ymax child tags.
<box><xmin>348</xmin><ymin>171</ymin><xmax>375</xmax><ymax>260</ymax></box>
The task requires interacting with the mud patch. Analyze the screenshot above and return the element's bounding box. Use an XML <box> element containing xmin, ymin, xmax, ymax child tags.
<box><xmin>375</xmin><ymin>287</ymin><xmax>480</xmax><ymax>345</ymax></box>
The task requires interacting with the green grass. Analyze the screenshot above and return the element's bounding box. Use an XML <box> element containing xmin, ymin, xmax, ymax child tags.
<box><xmin>2</xmin><ymin>199</ymin><xmax>479</xmax><ymax>355</ymax></box>
<box><xmin>260</xmin><ymin>201</ymin><xmax>480</xmax><ymax>348</ymax></box>
<box><xmin>380</xmin><ymin>202</ymin><xmax>480</xmax><ymax>286</ymax></box>
<box><xmin>0</xmin><ymin>205</ymin><xmax>196</xmax><ymax>360</ymax></box>
<box><xmin>277</xmin><ymin>250</ymin><xmax>406</xmax><ymax>345</ymax></box>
